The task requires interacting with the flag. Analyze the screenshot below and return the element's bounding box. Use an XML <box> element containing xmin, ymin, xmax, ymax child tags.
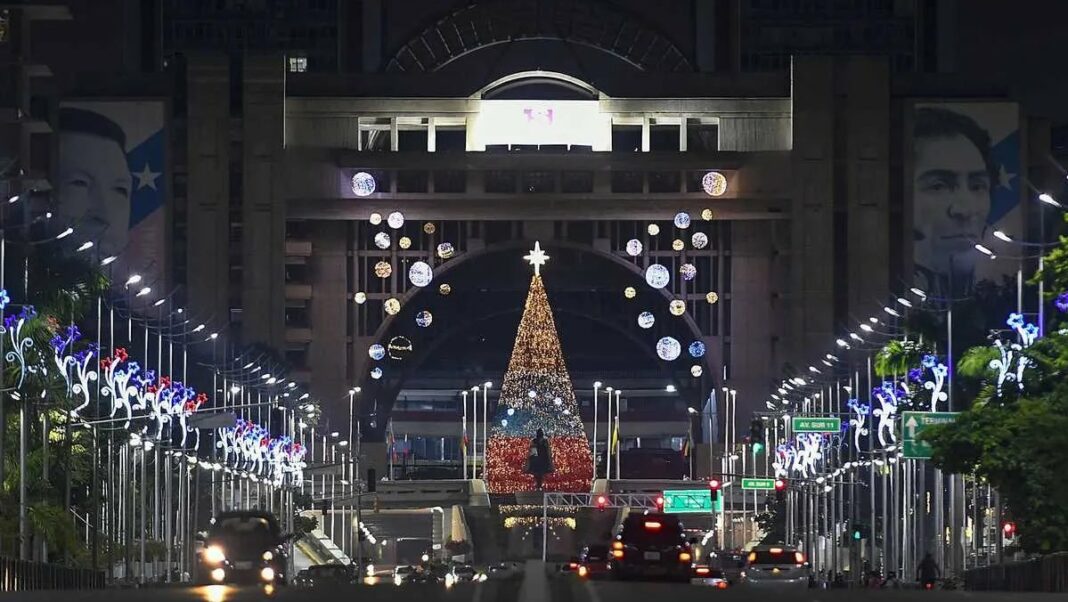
<box><xmin>682</xmin><ymin>434</ymin><xmax>691</xmax><ymax>458</ymax></box>
<box><xmin>461</xmin><ymin>431</ymin><xmax>468</xmax><ymax>457</ymax></box>
<box><xmin>610</xmin><ymin>421</ymin><xmax>619</xmax><ymax>454</ymax></box>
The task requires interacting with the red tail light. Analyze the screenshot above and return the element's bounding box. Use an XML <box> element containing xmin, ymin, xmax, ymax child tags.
<box><xmin>577</xmin><ymin>566</ymin><xmax>589</xmax><ymax>578</ymax></box>
<box><xmin>924</xmin><ymin>582</ymin><xmax>934</xmax><ymax>590</ymax></box>
<box><xmin>611</xmin><ymin>541</ymin><xmax>623</xmax><ymax>551</ymax></box>
<box><xmin>794</xmin><ymin>552</ymin><xmax>805</xmax><ymax>564</ymax></box>
<box><xmin>769</xmin><ymin>547</ymin><xmax>783</xmax><ymax>554</ymax></box>
<box><xmin>716</xmin><ymin>581</ymin><xmax>728</xmax><ymax>589</ymax></box>
<box><xmin>611</xmin><ymin>550</ymin><xmax>624</xmax><ymax>559</ymax></box>
<box><xmin>569</xmin><ymin>562</ymin><xmax>578</xmax><ymax>569</ymax></box>
<box><xmin>644</xmin><ymin>521</ymin><xmax>662</xmax><ymax>530</ymax></box>
<box><xmin>695</xmin><ymin>566</ymin><xmax>711</xmax><ymax>576</ymax></box>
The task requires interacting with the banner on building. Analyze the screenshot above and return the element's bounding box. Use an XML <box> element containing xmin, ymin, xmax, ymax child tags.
<box><xmin>57</xmin><ymin>99</ymin><xmax>167</xmax><ymax>291</ymax></box>
<box><xmin>908</xmin><ymin>101</ymin><xmax>1021</xmax><ymax>297</ymax></box>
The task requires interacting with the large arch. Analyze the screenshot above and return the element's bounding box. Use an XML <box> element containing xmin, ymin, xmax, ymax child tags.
<box><xmin>385</xmin><ymin>0</ymin><xmax>692</xmax><ymax>74</ymax></box>
<box><xmin>354</xmin><ymin>240</ymin><xmax>715</xmax><ymax>440</ymax></box>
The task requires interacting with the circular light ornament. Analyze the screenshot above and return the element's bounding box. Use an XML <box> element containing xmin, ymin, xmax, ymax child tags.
<box><xmin>680</xmin><ymin>263</ymin><xmax>697</xmax><ymax>281</ymax></box>
<box><xmin>527</xmin><ymin>390</ymin><xmax>537</xmax><ymax>399</ymax></box>
<box><xmin>637</xmin><ymin>312</ymin><xmax>655</xmax><ymax>329</ymax></box>
<box><xmin>645</xmin><ymin>264</ymin><xmax>670</xmax><ymax>289</ymax></box>
<box><xmin>656</xmin><ymin>336</ymin><xmax>682</xmax><ymax>361</ymax></box>
<box><xmin>688</xmin><ymin>341</ymin><xmax>706</xmax><ymax>358</ymax></box>
<box><xmin>705</xmin><ymin>291</ymin><xmax>720</xmax><ymax>304</ymax></box>
<box><xmin>384</xmin><ymin>298</ymin><xmax>401</xmax><ymax>315</ymax></box>
<box><xmin>507</xmin><ymin>408</ymin><xmax>515</xmax><ymax>416</ymax></box>
<box><xmin>398</xmin><ymin>236</ymin><xmax>412</xmax><ymax>249</ymax></box>
<box><xmin>647</xmin><ymin>223</ymin><xmax>660</xmax><ymax>236</ymax></box>
<box><xmin>368</xmin><ymin>344</ymin><xmax>386</xmax><ymax>361</ymax></box>
<box><xmin>353</xmin><ymin>292</ymin><xmax>368</xmax><ymax>304</ymax></box>
<box><xmin>438</xmin><ymin>283</ymin><xmax>452</xmax><ymax>296</ymax></box>
<box><xmin>673</xmin><ymin>212</ymin><xmax>691</xmax><ymax>229</ymax></box>
<box><xmin>373</xmin><ymin>232</ymin><xmax>391</xmax><ymax>249</ymax></box>
<box><xmin>370</xmin><ymin>367</ymin><xmax>383</xmax><ymax>380</ymax></box>
<box><xmin>408</xmin><ymin>261</ymin><xmax>433</xmax><ymax>287</ymax></box>
<box><xmin>669</xmin><ymin>299</ymin><xmax>686</xmax><ymax>316</ymax></box>
<box><xmin>388</xmin><ymin>336</ymin><xmax>413</xmax><ymax>360</ymax></box>
<box><xmin>553</xmin><ymin>397</ymin><xmax>562</xmax><ymax>407</ymax></box>
<box><xmin>672</xmin><ymin>239</ymin><xmax>685</xmax><ymax>251</ymax></box>
<box><xmin>501</xmin><ymin>420</ymin><xmax>508</xmax><ymax>427</ymax></box>
<box><xmin>436</xmin><ymin>242</ymin><xmax>455</xmax><ymax>259</ymax></box>
<box><xmin>415</xmin><ymin>310</ymin><xmax>433</xmax><ymax>328</ymax></box>
<box><xmin>423</xmin><ymin>222</ymin><xmax>436</xmax><ymax>234</ymax></box>
<box><xmin>351</xmin><ymin>172</ymin><xmax>376</xmax><ymax>197</ymax></box>
<box><xmin>691</xmin><ymin>365</ymin><xmax>704</xmax><ymax>378</ymax></box>
<box><xmin>691</xmin><ymin>232</ymin><xmax>708</xmax><ymax>249</ymax></box>
<box><xmin>369</xmin><ymin>212</ymin><xmax>383</xmax><ymax>226</ymax></box>
<box><xmin>701</xmin><ymin>208</ymin><xmax>715</xmax><ymax>221</ymax></box>
<box><xmin>701</xmin><ymin>171</ymin><xmax>728</xmax><ymax>197</ymax></box>
<box><xmin>387</xmin><ymin>211</ymin><xmax>405</xmax><ymax>229</ymax></box>
<box><xmin>625</xmin><ymin>239</ymin><xmax>643</xmax><ymax>257</ymax></box>
<box><xmin>624</xmin><ymin>286</ymin><xmax>637</xmax><ymax>299</ymax></box>
<box><xmin>374</xmin><ymin>261</ymin><xmax>392</xmax><ymax>278</ymax></box>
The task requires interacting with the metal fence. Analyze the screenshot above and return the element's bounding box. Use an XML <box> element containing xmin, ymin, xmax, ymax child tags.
<box><xmin>0</xmin><ymin>557</ymin><xmax>106</xmax><ymax>592</ymax></box>
<box><xmin>964</xmin><ymin>552</ymin><xmax>1068</xmax><ymax>592</ymax></box>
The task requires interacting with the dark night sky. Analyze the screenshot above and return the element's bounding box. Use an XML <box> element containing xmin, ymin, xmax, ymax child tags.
<box><xmin>955</xmin><ymin>0</ymin><xmax>1068</xmax><ymax>124</ymax></box>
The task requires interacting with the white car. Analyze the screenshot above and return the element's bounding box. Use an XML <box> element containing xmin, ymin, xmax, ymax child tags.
<box><xmin>393</xmin><ymin>565</ymin><xmax>417</xmax><ymax>585</ymax></box>
<box><xmin>743</xmin><ymin>546</ymin><xmax>810</xmax><ymax>589</ymax></box>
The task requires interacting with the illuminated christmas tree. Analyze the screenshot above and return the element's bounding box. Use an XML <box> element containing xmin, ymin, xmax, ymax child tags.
<box><xmin>485</xmin><ymin>243</ymin><xmax>594</xmax><ymax>493</ymax></box>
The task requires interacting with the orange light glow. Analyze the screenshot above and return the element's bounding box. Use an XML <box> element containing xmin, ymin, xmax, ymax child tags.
<box><xmin>747</xmin><ymin>552</ymin><xmax>756</xmax><ymax>563</ymax></box>
<box><xmin>611</xmin><ymin>550</ymin><xmax>624</xmax><ymax>559</ymax></box>
<box><xmin>678</xmin><ymin>552</ymin><xmax>692</xmax><ymax>563</ymax></box>
<box><xmin>644</xmin><ymin>521</ymin><xmax>662</xmax><ymax>530</ymax></box>
<box><xmin>612</xmin><ymin>541</ymin><xmax>624</xmax><ymax>550</ymax></box>
<box><xmin>770</xmin><ymin>547</ymin><xmax>783</xmax><ymax>554</ymax></box>
<box><xmin>794</xmin><ymin>552</ymin><xmax>806</xmax><ymax>564</ymax></box>
<box><xmin>577</xmin><ymin>566</ymin><xmax>589</xmax><ymax>578</ymax></box>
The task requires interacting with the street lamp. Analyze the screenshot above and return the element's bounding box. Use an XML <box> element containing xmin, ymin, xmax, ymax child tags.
<box><xmin>482</xmin><ymin>382</ymin><xmax>491</xmax><ymax>478</ymax></box>
<box><xmin>666</xmin><ymin>384</ymin><xmax>677</xmax><ymax>393</ymax></box>
<box><xmin>592</xmin><ymin>382</ymin><xmax>602</xmax><ymax>472</ymax></box>
<box><xmin>974</xmin><ymin>243</ymin><xmax>996</xmax><ymax>258</ymax></box>
<box><xmin>1038</xmin><ymin>192</ymin><xmax>1061</xmax><ymax>208</ymax></box>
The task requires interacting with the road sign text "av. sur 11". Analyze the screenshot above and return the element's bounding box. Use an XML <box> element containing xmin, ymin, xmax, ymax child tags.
<box><xmin>741</xmin><ymin>478</ymin><xmax>776</xmax><ymax>490</ymax></box>
<box><xmin>791</xmin><ymin>417</ymin><xmax>841</xmax><ymax>433</ymax></box>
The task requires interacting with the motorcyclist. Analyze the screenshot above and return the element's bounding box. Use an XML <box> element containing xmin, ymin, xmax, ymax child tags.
<box><xmin>916</xmin><ymin>552</ymin><xmax>941</xmax><ymax>589</ymax></box>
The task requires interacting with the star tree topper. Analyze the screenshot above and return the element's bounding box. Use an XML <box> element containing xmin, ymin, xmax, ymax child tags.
<box><xmin>524</xmin><ymin>241</ymin><xmax>549</xmax><ymax>276</ymax></box>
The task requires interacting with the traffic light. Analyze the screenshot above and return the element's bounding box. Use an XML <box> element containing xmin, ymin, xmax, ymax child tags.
<box><xmin>750</xmin><ymin>419</ymin><xmax>766</xmax><ymax>454</ymax></box>
<box><xmin>709</xmin><ymin>478</ymin><xmax>721</xmax><ymax>503</ymax></box>
<box><xmin>852</xmin><ymin>528</ymin><xmax>862</xmax><ymax>541</ymax></box>
<box><xmin>655</xmin><ymin>494</ymin><xmax>665</xmax><ymax>511</ymax></box>
<box><xmin>774</xmin><ymin>478</ymin><xmax>787</xmax><ymax>502</ymax></box>
<box><xmin>596</xmin><ymin>495</ymin><xmax>608</xmax><ymax>512</ymax></box>
<box><xmin>851</xmin><ymin>522</ymin><xmax>868</xmax><ymax>541</ymax></box>
<box><xmin>1003</xmin><ymin>522</ymin><xmax>1016</xmax><ymax>537</ymax></box>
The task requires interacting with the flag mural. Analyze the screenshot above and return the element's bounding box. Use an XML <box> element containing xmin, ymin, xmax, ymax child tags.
<box><xmin>485</xmin><ymin>245</ymin><xmax>594</xmax><ymax>493</ymax></box>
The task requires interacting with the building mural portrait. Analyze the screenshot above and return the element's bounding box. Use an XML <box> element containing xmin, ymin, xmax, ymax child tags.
<box><xmin>57</xmin><ymin>100</ymin><xmax>167</xmax><ymax>291</ymax></box>
<box><xmin>909</xmin><ymin>101</ymin><xmax>1021</xmax><ymax>297</ymax></box>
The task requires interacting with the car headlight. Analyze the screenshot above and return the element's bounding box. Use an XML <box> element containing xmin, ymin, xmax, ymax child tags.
<box><xmin>204</xmin><ymin>545</ymin><xmax>226</xmax><ymax>564</ymax></box>
<box><xmin>262</xmin><ymin>551</ymin><xmax>274</xmax><ymax>561</ymax></box>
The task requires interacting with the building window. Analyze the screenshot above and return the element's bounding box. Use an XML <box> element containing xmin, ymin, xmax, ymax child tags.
<box><xmin>288</xmin><ymin>55</ymin><xmax>308</xmax><ymax>73</ymax></box>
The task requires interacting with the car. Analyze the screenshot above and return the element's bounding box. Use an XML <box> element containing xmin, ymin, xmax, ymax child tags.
<box><xmin>304</xmin><ymin>563</ymin><xmax>356</xmax><ymax>586</ymax></box>
<box><xmin>293</xmin><ymin>569</ymin><xmax>311</xmax><ymax>587</ymax></box>
<box><xmin>577</xmin><ymin>544</ymin><xmax>611</xmax><ymax>579</ymax></box>
<box><xmin>451</xmin><ymin>565</ymin><xmax>478</xmax><ymax>582</ymax></box>
<box><xmin>487</xmin><ymin>562</ymin><xmax>518</xmax><ymax>580</ymax></box>
<box><xmin>393</xmin><ymin>565</ymin><xmax>418</xmax><ymax>585</ymax></box>
<box><xmin>743</xmin><ymin>545</ymin><xmax>810</xmax><ymax>589</ymax></box>
<box><xmin>609</xmin><ymin>513</ymin><xmax>695</xmax><ymax>582</ymax></box>
<box><xmin>706</xmin><ymin>550</ymin><xmax>747</xmax><ymax>585</ymax></box>
<box><xmin>196</xmin><ymin>510</ymin><xmax>289</xmax><ymax>585</ymax></box>
<box><xmin>692</xmin><ymin>565</ymin><xmax>730</xmax><ymax>589</ymax></box>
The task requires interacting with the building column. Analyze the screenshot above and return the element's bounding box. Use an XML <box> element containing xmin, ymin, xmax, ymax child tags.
<box><xmin>186</xmin><ymin>53</ymin><xmax>231</xmax><ymax>323</ymax></box>
<box><xmin>242</xmin><ymin>53</ymin><xmax>287</xmax><ymax>349</ymax></box>
<box><xmin>309</xmin><ymin>221</ymin><xmax>349</xmax><ymax>415</ymax></box>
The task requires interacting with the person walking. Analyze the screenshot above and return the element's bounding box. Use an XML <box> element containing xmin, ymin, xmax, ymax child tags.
<box><xmin>525</xmin><ymin>429</ymin><xmax>554</xmax><ymax>490</ymax></box>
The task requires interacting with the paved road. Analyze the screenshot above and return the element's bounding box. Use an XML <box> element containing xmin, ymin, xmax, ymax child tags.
<box><xmin>4</xmin><ymin>564</ymin><xmax>1061</xmax><ymax>601</ymax></box>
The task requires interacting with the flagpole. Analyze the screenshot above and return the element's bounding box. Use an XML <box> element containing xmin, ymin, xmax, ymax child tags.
<box><xmin>461</xmin><ymin>391</ymin><xmax>468</xmax><ymax>481</ymax></box>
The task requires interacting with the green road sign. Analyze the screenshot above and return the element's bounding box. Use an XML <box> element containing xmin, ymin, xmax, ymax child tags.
<box><xmin>792</xmin><ymin>416</ymin><xmax>842</xmax><ymax>433</ymax></box>
<box><xmin>741</xmin><ymin>478</ymin><xmax>776</xmax><ymax>490</ymax></box>
<box><xmin>663</xmin><ymin>489</ymin><xmax>722</xmax><ymax>513</ymax></box>
<box><xmin>901</xmin><ymin>411</ymin><xmax>960</xmax><ymax>459</ymax></box>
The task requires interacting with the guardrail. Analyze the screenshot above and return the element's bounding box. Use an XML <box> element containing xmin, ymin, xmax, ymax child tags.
<box><xmin>0</xmin><ymin>556</ymin><xmax>105</xmax><ymax>592</ymax></box>
<box><xmin>964</xmin><ymin>552</ymin><xmax>1068</xmax><ymax>592</ymax></box>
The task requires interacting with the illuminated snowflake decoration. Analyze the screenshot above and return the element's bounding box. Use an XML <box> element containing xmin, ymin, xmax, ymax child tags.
<box><xmin>625</xmin><ymin>239</ymin><xmax>643</xmax><ymax>257</ymax></box>
<box><xmin>920</xmin><ymin>354</ymin><xmax>948</xmax><ymax>412</ymax></box>
<box><xmin>415</xmin><ymin>310</ymin><xmax>433</xmax><ymax>328</ymax></box>
<box><xmin>408</xmin><ymin>261</ymin><xmax>433</xmax><ymax>287</ymax></box>
<box><xmin>387</xmin><ymin>211</ymin><xmax>405</xmax><ymax>229</ymax></box>
<box><xmin>437</xmin><ymin>242</ymin><xmax>456</xmax><ymax>259</ymax></box>
<box><xmin>701</xmin><ymin>171</ymin><xmax>727</xmax><ymax>197</ymax></box>
<box><xmin>688</xmin><ymin>341</ymin><xmax>706</xmax><ymax>358</ymax></box>
<box><xmin>351</xmin><ymin>172</ymin><xmax>376</xmax><ymax>196</ymax></box>
<box><xmin>368</xmin><ymin>344</ymin><xmax>386</xmax><ymax>361</ymax></box>
<box><xmin>1056</xmin><ymin>291</ymin><xmax>1068</xmax><ymax>313</ymax></box>
<box><xmin>656</xmin><ymin>336</ymin><xmax>681</xmax><ymax>361</ymax></box>
<box><xmin>645</xmin><ymin>264</ymin><xmax>670</xmax><ymax>289</ymax></box>
<box><xmin>374</xmin><ymin>232</ymin><xmax>391</xmax><ymax>249</ymax></box>
<box><xmin>690</xmin><ymin>365</ymin><xmax>703</xmax><ymax>377</ymax></box>
<box><xmin>847</xmin><ymin>398</ymin><xmax>870</xmax><ymax>452</ymax></box>
<box><xmin>673</xmin><ymin>212</ymin><xmax>691</xmax><ymax>229</ymax></box>
<box><xmin>637</xmin><ymin>312</ymin><xmax>655</xmax><ymax>329</ymax></box>
<box><xmin>691</xmin><ymin>232</ymin><xmax>708</xmax><ymax>249</ymax></box>
<box><xmin>679</xmin><ymin>263</ymin><xmax>696</xmax><ymax>281</ymax></box>
<box><xmin>871</xmin><ymin>381</ymin><xmax>903</xmax><ymax>448</ymax></box>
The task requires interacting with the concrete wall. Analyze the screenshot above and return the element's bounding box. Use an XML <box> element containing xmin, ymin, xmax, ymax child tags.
<box><xmin>308</xmin><ymin>221</ymin><xmax>350</xmax><ymax>415</ymax></box>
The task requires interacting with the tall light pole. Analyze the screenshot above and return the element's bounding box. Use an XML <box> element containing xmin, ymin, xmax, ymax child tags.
<box><xmin>614</xmin><ymin>389</ymin><xmax>622</xmax><ymax>480</ymax></box>
<box><xmin>482</xmin><ymin>381</ymin><xmax>491</xmax><ymax>479</ymax></box>
<box><xmin>604</xmin><ymin>387</ymin><xmax>613</xmax><ymax>480</ymax></box>
<box><xmin>470</xmin><ymin>385</ymin><xmax>479</xmax><ymax>480</ymax></box>
<box><xmin>592</xmin><ymin>382</ymin><xmax>602</xmax><ymax>470</ymax></box>
<box><xmin>461</xmin><ymin>390</ymin><xmax>468</xmax><ymax>480</ymax></box>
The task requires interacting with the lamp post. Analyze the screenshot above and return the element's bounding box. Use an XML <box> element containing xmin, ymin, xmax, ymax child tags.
<box><xmin>482</xmin><ymin>381</ymin><xmax>491</xmax><ymax>479</ymax></box>
<box><xmin>461</xmin><ymin>390</ymin><xmax>468</xmax><ymax>480</ymax></box>
<box><xmin>592</xmin><ymin>382</ymin><xmax>601</xmax><ymax>471</ymax></box>
<box><xmin>470</xmin><ymin>385</ymin><xmax>479</xmax><ymax>480</ymax></box>
<box><xmin>614</xmin><ymin>389</ymin><xmax>622</xmax><ymax>480</ymax></box>
<box><xmin>604</xmin><ymin>387</ymin><xmax>613</xmax><ymax>480</ymax></box>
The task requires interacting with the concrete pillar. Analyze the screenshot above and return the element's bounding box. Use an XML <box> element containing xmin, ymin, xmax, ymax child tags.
<box><xmin>730</xmin><ymin>220</ymin><xmax>776</xmax><ymax>416</ymax></box>
<box><xmin>845</xmin><ymin>57</ymin><xmax>890</xmax><ymax>321</ymax></box>
<box><xmin>185</xmin><ymin>54</ymin><xmax>230</xmax><ymax>324</ymax></box>
<box><xmin>789</xmin><ymin>57</ymin><xmax>836</xmax><ymax>366</ymax></box>
<box><xmin>241</xmin><ymin>53</ymin><xmax>287</xmax><ymax>349</ymax></box>
<box><xmin>309</xmin><ymin>221</ymin><xmax>349</xmax><ymax>415</ymax></box>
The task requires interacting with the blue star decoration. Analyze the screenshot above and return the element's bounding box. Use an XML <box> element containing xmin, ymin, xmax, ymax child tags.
<box><xmin>987</xmin><ymin>129</ymin><xmax>1020</xmax><ymax>225</ymax></box>
<box><xmin>125</xmin><ymin>128</ymin><xmax>165</xmax><ymax>227</ymax></box>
